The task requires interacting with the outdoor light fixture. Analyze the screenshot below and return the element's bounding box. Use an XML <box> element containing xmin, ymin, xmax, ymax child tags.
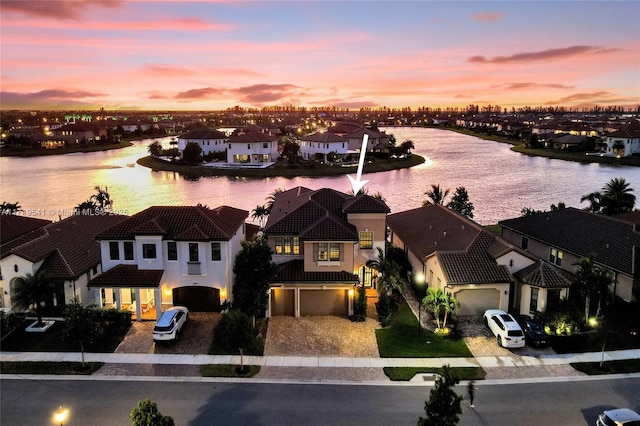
<box><xmin>53</xmin><ymin>406</ymin><xmax>69</xmax><ymax>426</ymax></box>
<box><xmin>13</xmin><ymin>264</ymin><xmax>18</xmax><ymax>272</ymax></box>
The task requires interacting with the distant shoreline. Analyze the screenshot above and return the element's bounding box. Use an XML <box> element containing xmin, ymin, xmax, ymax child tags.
<box><xmin>0</xmin><ymin>141</ymin><xmax>133</xmax><ymax>157</ymax></box>
<box><xmin>136</xmin><ymin>154</ymin><xmax>425</xmax><ymax>178</ymax></box>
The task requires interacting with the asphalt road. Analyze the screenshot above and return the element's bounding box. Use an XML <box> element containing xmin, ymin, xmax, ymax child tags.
<box><xmin>2</xmin><ymin>376</ymin><xmax>639</xmax><ymax>425</ymax></box>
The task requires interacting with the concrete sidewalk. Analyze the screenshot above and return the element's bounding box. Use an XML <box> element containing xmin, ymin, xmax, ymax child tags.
<box><xmin>2</xmin><ymin>348</ymin><xmax>639</xmax><ymax>369</ymax></box>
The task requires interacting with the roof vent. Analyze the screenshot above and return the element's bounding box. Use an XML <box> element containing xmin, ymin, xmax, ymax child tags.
<box><xmin>461</xmin><ymin>225</ymin><xmax>465</xmax><ymax>230</ymax></box>
<box><xmin>429</xmin><ymin>225</ymin><xmax>432</xmax><ymax>230</ymax></box>
<box><xmin>443</xmin><ymin>231</ymin><xmax>447</xmax><ymax>237</ymax></box>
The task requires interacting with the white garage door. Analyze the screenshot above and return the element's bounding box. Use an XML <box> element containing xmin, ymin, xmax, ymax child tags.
<box><xmin>456</xmin><ymin>289</ymin><xmax>500</xmax><ymax>316</ymax></box>
<box><xmin>300</xmin><ymin>289</ymin><xmax>348</xmax><ymax>316</ymax></box>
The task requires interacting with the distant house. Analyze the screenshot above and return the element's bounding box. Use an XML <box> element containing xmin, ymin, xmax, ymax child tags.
<box><xmin>297</xmin><ymin>131</ymin><xmax>349</xmax><ymax>161</ymax></box>
<box><xmin>50</xmin><ymin>122</ymin><xmax>107</xmax><ymax>145</ymax></box>
<box><xmin>345</xmin><ymin>127</ymin><xmax>389</xmax><ymax>152</ymax></box>
<box><xmin>601</xmin><ymin>126</ymin><xmax>640</xmax><ymax>157</ymax></box>
<box><xmin>550</xmin><ymin>134</ymin><xmax>587</xmax><ymax>150</ymax></box>
<box><xmin>226</xmin><ymin>131</ymin><xmax>278</xmax><ymax>165</ymax></box>
<box><xmin>177</xmin><ymin>128</ymin><xmax>228</xmax><ymax>155</ymax></box>
<box><xmin>0</xmin><ymin>215</ymin><xmax>127</xmax><ymax>312</ymax></box>
<box><xmin>499</xmin><ymin>208</ymin><xmax>640</xmax><ymax>303</ymax></box>
<box><xmin>387</xmin><ymin>205</ymin><xmax>540</xmax><ymax>316</ymax></box>
<box><xmin>264</xmin><ymin>187</ymin><xmax>390</xmax><ymax>317</ymax></box>
<box><xmin>90</xmin><ymin>205</ymin><xmax>248</xmax><ymax>320</ymax></box>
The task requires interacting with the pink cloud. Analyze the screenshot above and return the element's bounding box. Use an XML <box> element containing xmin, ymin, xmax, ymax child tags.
<box><xmin>469</xmin><ymin>45</ymin><xmax>620</xmax><ymax>64</ymax></box>
<box><xmin>143</xmin><ymin>65</ymin><xmax>197</xmax><ymax>77</ymax></box>
<box><xmin>1</xmin><ymin>0</ymin><xmax>123</xmax><ymax>20</ymax></box>
<box><xmin>5</xmin><ymin>17</ymin><xmax>231</xmax><ymax>32</ymax></box>
<box><xmin>175</xmin><ymin>87</ymin><xmax>224</xmax><ymax>100</ymax></box>
<box><xmin>231</xmin><ymin>84</ymin><xmax>301</xmax><ymax>103</ymax></box>
<box><xmin>497</xmin><ymin>82</ymin><xmax>575</xmax><ymax>90</ymax></box>
<box><xmin>545</xmin><ymin>91</ymin><xmax>629</xmax><ymax>104</ymax></box>
<box><xmin>472</xmin><ymin>12</ymin><xmax>505</xmax><ymax>23</ymax></box>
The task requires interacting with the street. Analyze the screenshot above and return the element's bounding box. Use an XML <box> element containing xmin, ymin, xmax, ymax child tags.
<box><xmin>2</xmin><ymin>376</ymin><xmax>639</xmax><ymax>425</ymax></box>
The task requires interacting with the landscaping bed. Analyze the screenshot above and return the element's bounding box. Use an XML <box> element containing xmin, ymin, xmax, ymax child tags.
<box><xmin>0</xmin><ymin>361</ymin><xmax>104</xmax><ymax>375</ymax></box>
<box><xmin>383</xmin><ymin>366</ymin><xmax>485</xmax><ymax>381</ymax></box>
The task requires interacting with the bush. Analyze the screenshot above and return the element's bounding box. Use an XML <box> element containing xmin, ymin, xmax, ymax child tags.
<box><xmin>95</xmin><ymin>308</ymin><xmax>132</xmax><ymax>336</ymax></box>
<box><xmin>376</xmin><ymin>291</ymin><xmax>398</xmax><ymax>327</ymax></box>
<box><xmin>213</xmin><ymin>310</ymin><xmax>263</xmax><ymax>355</ymax></box>
<box><xmin>352</xmin><ymin>285</ymin><xmax>367</xmax><ymax>322</ymax></box>
<box><xmin>131</xmin><ymin>399</ymin><xmax>175</xmax><ymax>426</ymax></box>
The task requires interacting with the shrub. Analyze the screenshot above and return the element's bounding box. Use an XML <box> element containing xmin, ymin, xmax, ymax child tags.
<box><xmin>214</xmin><ymin>310</ymin><xmax>263</xmax><ymax>354</ymax></box>
<box><xmin>131</xmin><ymin>399</ymin><xmax>175</xmax><ymax>426</ymax></box>
<box><xmin>376</xmin><ymin>291</ymin><xmax>398</xmax><ymax>327</ymax></box>
<box><xmin>95</xmin><ymin>308</ymin><xmax>132</xmax><ymax>336</ymax></box>
<box><xmin>352</xmin><ymin>285</ymin><xmax>367</xmax><ymax>322</ymax></box>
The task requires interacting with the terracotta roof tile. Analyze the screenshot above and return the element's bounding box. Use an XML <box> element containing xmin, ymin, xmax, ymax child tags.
<box><xmin>514</xmin><ymin>260</ymin><xmax>574</xmax><ymax>288</ymax></box>
<box><xmin>179</xmin><ymin>128</ymin><xmax>227</xmax><ymax>140</ymax></box>
<box><xmin>272</xmin><ymin>259</ymin><xmax>359</xmax><ymax>283</ymax></box>
<box><xmin>299</xmin><ymin>132</ymin><xmax>348</xmax><ymax>143</ymax></box>
<box><xmin>89</xmin><ymin>264</ymin><xmax>163</xmax><ymax>288</ymax></box>
<box><xmin>0</xmin><ymin>215</ymin><xmax>52</xmax><ymax>245</ymax></box>
<box><xmin>227</xmin><ymin>131</ymin><xmax>276</xmax><ymax>143</ymax></box>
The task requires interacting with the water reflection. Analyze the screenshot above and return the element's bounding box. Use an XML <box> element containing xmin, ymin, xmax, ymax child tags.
<box><xmin>1</xmin><ymin>129</ymin><xmax>638</xmax><ymax>225</ymax></box>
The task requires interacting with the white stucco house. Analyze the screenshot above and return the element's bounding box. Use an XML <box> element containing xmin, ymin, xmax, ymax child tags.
<box><xmin>601</xmin><ymin>127</ymin><xmax>640</xmax><ymax>157</ymax></box>
<box><xmin>89</xmin><ymin>205</ymin><xmax>248</xmax><ymax>320</ymax></box>
<box><xmin>226</xmin><ymin>131</ymin><xmax>278</xmax><ymax>165</ymax></box>
<box><xmin>178</xmin><ymin>128</ymin><xmax>228</xmax><ymax>155</ymax></box>
<box><xmin>297</xmin><ymin>131</ymin><xmax>349</xmax><ymax>161</ymax></box>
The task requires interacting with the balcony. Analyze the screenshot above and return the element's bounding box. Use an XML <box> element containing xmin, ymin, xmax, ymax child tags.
<box><xmin>187</xmin><ymin>261</ymin><xmax>201</xmax><ymax>275</ymax></box>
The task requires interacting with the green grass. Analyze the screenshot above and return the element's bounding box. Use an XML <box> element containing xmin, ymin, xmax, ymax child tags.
<box><xmin>376</xmin><ymin>303</ymin><xmax>473</xmax><ymax>358</ymax></box>
<box><xmin>0</xmin><ymin>141</ymin><xmax>133</xmax><ymax>157</ymax></box>
<box><xmin>0</xmin><ymin>321</ymin><xmax>127</xmax><ymax>353</ymax></box>
<box><xmin>511</xmin><ymin>144</ymin><xmax>640</xmax><ymax>167</ymax></box>
<box><xmin>137</xmin><ymin>154</ymin><xmax>425</xmax><ymax>178</ymax></box>
<box><xmin>383</xmin><ymin>366</ymin><xmax>486</xmax><ymax>381</ymax></box>
<box><xmin>200</xmin><ymin>364</ymin><xmax>261</xmax><ymax>378</ymax></box>
<box><xmin>483</xmin><ymin>224</ymin><xmax>501</xmax><ymax>236</ymax></box>
<box><xmin>0</xmin><ymin>361</ymin><xmax>104</xmax><ymax>375</ymax></box>
<box><xmin>571</xmin><ymin>359</ymin><xmax>640</xmax><ymax>375</ymax></box>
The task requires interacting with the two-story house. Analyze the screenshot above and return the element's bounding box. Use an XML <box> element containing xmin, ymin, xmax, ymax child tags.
<box><xmin>601</xmin><ymin>126</ymin><xmax>640</xmax><ymax>157</ymax></box>
<box><xmin>264</xmin><ymin>187</ymin><xmax>389</xmax><ymax>317</ymax></box>
<box><xmin>177</xmin><ymin>128</ymin><xmax>228</xmax><ymax>155</ymax></box>
<box><xmin>1</xmin><ymin>214</ymin><xmax>127</xmax><ymax>313</ymax></box>
<box><xmin>226</xmin><ymin>131</ymin><xmax>278</xmax><ymax>165</ymax></box>
<box><xmin>89</xmin><ymin>205</ymin><xmax>248</xmax><ymax>320</ymax></box>
<box><xmin>499</xmin><ymin>207</ymin><xmax>640</xmax><ymax>304</ymax></box>
<box><xmin>297</xmin><ymin>131</ymin><xmax>349</xmax><ymax>161</ymax></box>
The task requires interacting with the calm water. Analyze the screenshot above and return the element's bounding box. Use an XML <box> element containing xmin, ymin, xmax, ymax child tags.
<box><xmin>1</xmin><ymin>127</ymin><xmax>638</xmax><ymax>224</ymax></box>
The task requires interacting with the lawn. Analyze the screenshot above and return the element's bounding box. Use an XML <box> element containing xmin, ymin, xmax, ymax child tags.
<box><xmin>0</xmin><ymin>320</ymin><xmax>127</xmax><ymax>353</ymax></box>
<box><xmin>0</xmin><ymin>362</ymin><xmax>104</xmax><ymax>375</ymax></box>
<box><xmin>383</xmin><ymin>366</ymin><xmax>485</xmax><ymax>381</ymax></box>
<box><xmin>200</xmin><ymin>364</ymin><xmax>261</xmax><ymax>378</ymax></box>
<box><xmin>376</xmin><ymin>303</ymin><xmax>473</xmax><ymax>358</ymax></box>
<box><xmin>571</xmin><ymin>359</ymin><xmax>640</xmax><ymax>375</ymax></box>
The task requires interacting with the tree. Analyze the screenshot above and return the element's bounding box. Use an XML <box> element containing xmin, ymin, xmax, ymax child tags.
<box><xmin>63</xmin><ymin>297</ymin><xmax>101</xmax><ymax>367</ymax></box>
<box><xmin>365</xmin><ymin>247</ymin><xmax>403</xmax><ymax>294</ymax></box>
<box><xmin>91</xmin><ymin>185</ymin><xmax>113</xmax><ymax>212</ymax></box>
<box><xmin>423</xmin><ymin>288</ymin><xmax>445</xmax><ymax>329</ymax></box>
<box><xmin>581</xmin><ymin>177</ymin><xmax>636</xmax><ymax>216</ymax></box>
<box><xmin>232</xmin><ymin>236</ymin><xmax>277</xmax><ymax>324</ymax></box>
<box><xmin>0</xmin><ymin>201</ymin><xmax>21</xmax><ymax>215</ymax></box>
<box><xmin>214</xmin><ymin>310</ymin><xmax>254</xmax><ymax>372</ymax></box>
<box><xmin>130</xmin><ymin>399</ymin><xmax>175</xmax><ymax>426</ymax></box>
<box><xmin>447</xmin><ymin>187</ymin><xmax>474</xmax><ymax>219</ymax></box>
<box><xmin>281</xmin><ymin>140</ymin><xmax>300</xmax><ymax>163</ymax></box>
<box><xmin>12</xmin><ymin>270</ymin><xmax>56</xmax><ymax>326</ymax></box>
<box><xmin>251</xmin><ymin>205</ymin><xmax>268</xmax><ymax>229</ymax></box>
<box><xmin>182</xmin><ymin>142</ymin><xmax>202</xmax><ymax>164</ymax></box>
<box><xmin>264</xmin><ymin>187</ymin><xmax>285</xmax><ymax>214</ymax></box>
<box><xmin>353</xmin><ymin>283</ymin><xmax>367</xmax><ymax>322</ymax></box>
<box><xmin>400</xmin><ymin>139</ymin><xmax>415</xmax><ymax>154</ymax></box>
<box><xmin>417</xmin><ymin>365</ymin><xmax>463</xmax><ymax>426</ymax></box>
<box><xmin>440</xmin><ymin>292</ymin><xmax>460</xmax><ymax>331</ymax></box>
<box><xmin>423</xmin><ymin>184</ymin><xmax>450</xmax><ymax>206</ymax></box>
<box><xmin>75</xmin><ymin>199</ymin><xmax>97</xmax><ymax>214</ymax></box>
<box><xmin>147</xmin><ymin>141</ymin><xmax>162</xmax><ymax>158</ymax></box>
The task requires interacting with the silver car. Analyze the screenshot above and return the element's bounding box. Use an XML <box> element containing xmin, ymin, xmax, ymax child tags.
<box><xmin>153</xmin><ymin>306</ymin><xmax>189</xmax><ymax>342</ymax></box>
<box><xmin>596</xmin><ymin>408</ymin><xmax>640</xmax><ymax>426</ymax></box>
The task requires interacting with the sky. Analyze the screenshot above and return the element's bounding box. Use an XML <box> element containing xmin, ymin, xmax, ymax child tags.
<box><xmin>1</xmin><ymin>0</ymin><xmax>639</xmax><ymax>111</ymax></box>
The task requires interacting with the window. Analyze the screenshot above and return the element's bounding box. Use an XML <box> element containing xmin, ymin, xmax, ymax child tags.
<box><xmin>521</xmin><ymin>236</ymin><xmax>528</xmax><ymax>250</ymax></box>
<box><xmin>549</xmin><ymin>248</ymin><xmax>563</xmax><ymax>266</ymax></box>
<box><xmin>263</xmin><ymin>142</ymin><xmax>268</xmax><ymax>149</ymax></box>
<box><xmin>167</xmin><ymin>242</ymin><xmax>177</xmax><ymax>261</ymax></box>
<box><xmin>142</xmin><ymin>243</ymin><xmax>157</xmax><ymax>259</ymax></box>
<box><xmin>359</xmin><ymin>231</ymin><xmax>373</xmax><ymax>249</ymax></box>
<box><xmin>530</xmin><ymin>287</ymin><xmax>539</xmax><ymax>312</ymax></box>
<box><xmin>189</xmin><ymin>243</ymin><xmax>199</xmax><ymax>262</ymax></box>
<box><xmin>318</xmin><ymin>243</ymin><xmax>328</xmax><ymax>261</ymax></box>
<box><xmin>330</xmin><ymin>243</ymin><xmax>340</xmax><ymax>261</ymax></box>
<box><xmin>109</xmin><ymin>242</ymin><xmax>119</xmax><ymax>260</ymax></box>
<box><xmin>211</xmin><ymin>242</ymin><xmax>221</xmax><ymax>261</ymax></box>
<box><xmin>92</xmin><ymin>266</ymin><xmax>98</xmax><ymax>275</ymax></box>
<box><xmin>275</xmin><ymin>236</ymin><xmax>299</xmax><ymax>255</ymax></box>
<box><xmin>124</xmin><ymin>242</ymin><xmax>134</xmax><ymax>260</ymax></box>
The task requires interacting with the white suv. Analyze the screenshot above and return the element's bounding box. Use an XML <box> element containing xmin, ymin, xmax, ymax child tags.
<box><xmin>153</xmin><ymin>306</ymin><xmax>189</xmax><ymax>342</ymax></box>
<box><xmin>483</xmin><ymin>309</ymin><xmax>525</xmax><ymax>348</ymax></box>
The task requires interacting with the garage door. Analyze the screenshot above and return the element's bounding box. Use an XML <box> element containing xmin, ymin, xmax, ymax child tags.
<box><xmin>456</xmin><ymin>289</ymin><xmax>500</xmax><ymax>316</ymax></box>
<box><xmin>270</xmin><ymin>288</ymin><xmax>295</xmax><ymax>316</ymax></box>
<box><xmin>300</xmin><ymin>289</ymin><xmax>348</xmax><ymax>316</ymax></box>
<box><xmin>173</xmin><ymin>286</ymin><xmax>220</xmax><ymax>312</ymax></box>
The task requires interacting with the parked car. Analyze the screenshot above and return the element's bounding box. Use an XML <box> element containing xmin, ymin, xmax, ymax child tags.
<box><xmin>483</xmin><ymin>309</ymin><xmax>525</xmax><ymax>348</ymax></box>
<box><xmin>596</xmin><ymin>408</ymin><xmax>640</xmax><ymax>425</ymax></box>
<box><xmin>517</xmin><ymin>316</ymin><xmax>553</xmax><ymax>347</ymax></box>
<box><xmin>153</xmin><ymin>306</ymin><xmax>189</xmax><ymax>342</ymax></box>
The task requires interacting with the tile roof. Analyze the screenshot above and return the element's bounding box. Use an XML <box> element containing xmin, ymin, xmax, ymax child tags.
<box><xmin>95</xmin><ymin>206</ymin><xmax>248</xmax><ymax>241</ymax></box>
<box><xmin>272</xmin><ymin>259</ymin><xmax>359</xmax><ymax>283</ymax></box>
<box><xmin>88</xmin><ymin>264</ymin><xmax>163</xmax><ymax>288</ymax></box>
<box><xmin>499</xmin><ymin>208</ymin><xmax>640</xmax><ymax>275</ymax></box>
<box><xmin>299</xmin><ymin>132</ymin><xmax>348</xmax><ymax>143</ymax></box>
<box><xmin>615</xmin><ymin>211</ymin><xmax>640</xmax><ymax>226</ymax></box>
<box><xmin>514</xmin><ymin>260</ymin><xmax>574</xmax><ymax>288</ymax></box>
<box><xmin>265</xmin><ymin>187</ymin><xmax>389</xmax><ymax>240</ymax></box>
<box><xmin>1</xmin><ymin>214</ymin><xmax>128</xmax><ymax>280</ymax></box>
<box><xmin>227</xmin><ymin>131</ymin><xmax>276</xmax><ymax>143</ymax></box>
<box><xmin>179</xmin><ymin>128</ymin><xmax>227</xmax><ymax>140</ymax></box>
<box><xmin>0</xmin><ymin>215</ymin><xmax>52</xmax><ymax>245</ymax></box>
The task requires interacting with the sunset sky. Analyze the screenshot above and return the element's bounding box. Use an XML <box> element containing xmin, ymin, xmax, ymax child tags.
<box><xmin>1</xmin><ymin>0</ymin><xmax>639</xmax><ymax>111</ymax></box>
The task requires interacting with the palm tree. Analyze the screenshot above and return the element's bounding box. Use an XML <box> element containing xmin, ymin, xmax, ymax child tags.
<box><xmin>12</xmin><ymin>270</ymin><xmax>56</xmax><ymax>326</ymax></box>
<box><xmin>75</xmin><ymin>199</ymin><xmax>97</xmax><ymax>214</ymax></box>
<box><xmin>440</xmin><ymin>292</ymin><xmax>460</xmax><ymax>330</ymax></box>
<box><xmin>423</xmin><ymin>288</ymin><xmax>445</xmax><ymax>329</ymax></box>
<box><xmin>601</xmin><ymin>177</ymin><xmax>635</xmax><ymax>215</ymax></box>
<box><xmin>91</xmin><ymin>185</ymin><xmax>113</xmax><ymax>212</ymax></box>
<box><xmin>251</xmin><ymin>205</ymin><xmax>268</xmax><ymax>229</ymax></box>
<box><xmin>573</xmin><ymin>255</ymin><xmax>612</xmax><ymax>324</ymax></box>
<box><xmin>147</xmin><ymin>140</ymin><xmax>162</xmax><ymax>158</ymax></box>
<box><xmin>423</xmin><ymin>184</ymin><xmax>450</xmax><ymax>206</ymax></box>
<box><xmin>0</xmin><ymin>201</ymin><xmax>22</xmax><ymax>215</ymax></box>
<box><xmin>365</xmin><ymin>247</ymin><xmax>403</xmax><ymax>294</ymax></box>
<box><xmin>264</xmin><ymin>187</ymin><xmax>285</xmax><ymax>214</ymax></box>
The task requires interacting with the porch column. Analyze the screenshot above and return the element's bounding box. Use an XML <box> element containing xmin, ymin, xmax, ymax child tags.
<box><xmin>154</xmin><ymin>288</ymin><xmax>162</xmax><ymax>319</ymax></box>
<box><xmin>113</xmin><ymin>289</ymin><xmax>120</xmax><ymax>310</ymax></box>
<box><xmin>95</xmin><ymin>288</ymin><xmax>102</xmax><ymax>307</ymax></box>
<box><xmin>266</xmin><ymin>289</ymin><xmax>271</xmax><ymax>318</ymax></box>
<box><xmin>134</xmin><ymin>288</ymin><xmax>142</xmax><ymax>321</ymax></box>
<box><xmin>294</xmin><ymin>287</ymin><xmax>300</xmax><ymax>318</ymax></box>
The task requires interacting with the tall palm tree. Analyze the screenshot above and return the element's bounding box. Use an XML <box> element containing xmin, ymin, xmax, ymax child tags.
<box><xmin>251</xmin><ymin>205</ymin><xmax>268</xmax><ymax>229</ymax></box>
<box><xmin>365</xmin><ymin>247</ymin><xmax>402</xmax><ymax>294</ymax></box>
<box><xmin>91</xmin><ymin>185</ymin><xmax>113</xmax><ymax>212</ymax></box>
<box><xmin>12</xmin><ymin>270</ymin><xmax>56</xmax><ymax>326</ymax></box>
<box><xmin>423</xmin><ymin>184</ymin><xmax>450</xmax><ymax>206</ymax></box>
<box><xmin>573</xmin><ymin>255</ymin><xmax>612</xmax><ymax>324</ymax></box>
<box><xmin>264</xmin><ymin>187</ymin><xmax>285</xmax><ymax>214</ymax></box>
<box><xmin>601</xmin><ymin>177</ymin><xmax>636</xmax><ymax>215</ymax></box>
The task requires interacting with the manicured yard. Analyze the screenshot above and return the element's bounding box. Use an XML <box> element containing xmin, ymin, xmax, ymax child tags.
<box><xmin>200</xmin><ymin>364</ymin><xmax>261</xmax><ymax>378</ymax></box>
<box><xmin>0</xmin><ymin>320</ymin><xmax>127</xmax><ymax>353</ymax></box>
<box><xmin>376</xmin><ymin>303</ymin><xmax>473</xmax><ymax>358</ymax></box>
<box><xmin>571</xmin><ymin>359</ymin><xmax>640</xmax><ymax>375</ymax></box>
<box><xmin>0</xmin><ymin>362</ymin><xmax>104</xmax><ymax>375</ymax></box>
<box><xmin>383</xmin><ymin>366</ymin><xmax>485</xmax><ymax>381</ymax></box>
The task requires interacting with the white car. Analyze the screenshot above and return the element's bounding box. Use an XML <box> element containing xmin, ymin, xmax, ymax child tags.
<box><xmin>153</xmin><ymin>306</ymin><xmax>189</xmax><ymax>342</ymax></box>
<box><xmin>483</xmin><ymin>309</ymin><xmax>525</xmax><ymax>348</ymax></box>
<box><xmin>596</xmin><ymin>408</ymin><xmax>640</xmax><ymax>426</ymax></box>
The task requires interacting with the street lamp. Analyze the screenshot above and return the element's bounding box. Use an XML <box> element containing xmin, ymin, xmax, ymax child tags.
<box><xmin>53</xmin><ymin>406</ymin><xmax>68</xmax><ymax>426</ymax></box>
<box><xmin>413</xmin><ymin>272</ymin><xmax>425</xmax><ymax>336</ymax></box>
